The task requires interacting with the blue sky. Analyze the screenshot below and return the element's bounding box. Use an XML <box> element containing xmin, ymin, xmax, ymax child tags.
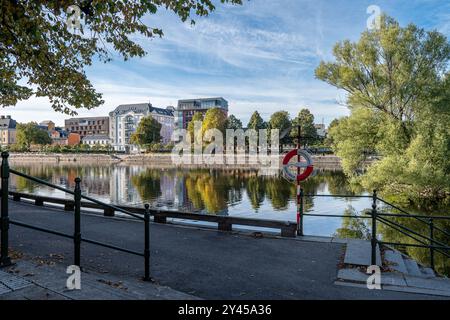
<box><xmin>10</xmin><ymin>0</ymin><xmax>450</xmax><ymax>126</ymax></box>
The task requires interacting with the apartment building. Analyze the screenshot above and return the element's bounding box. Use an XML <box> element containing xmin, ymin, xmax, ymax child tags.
<box><xmin>0</xmin><ymin>115</ymin><xmax>17</xmax><ymax>146</ymax></box>
<box><xmin>65</xmin><ymin>117</ymin><xmax>109</xmax><ymax>138</ymax></box>
<box><xmin>175</xmin><ymin>97</ymin><xmax>228</xmax><ymax>129</ymax></box>
<box><xmin>109</xmin><ymin>103</ymin><xmax>174</xmax><ymax>153</ymax></box>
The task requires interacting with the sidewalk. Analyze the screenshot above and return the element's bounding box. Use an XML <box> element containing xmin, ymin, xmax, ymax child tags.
<box><xmin>2</xmin><ymin>200</ymin><xmax>447</xmax><ymax>300</ymax></box>
<box><xmin>0</xmin><ymin>256</ymin><xmax>197</xmax><ymax>300</ymax></box>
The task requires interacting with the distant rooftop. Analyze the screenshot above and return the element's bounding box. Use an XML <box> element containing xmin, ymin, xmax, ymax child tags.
<box><xmin>0</xmin><ymin>116</ymin><xmax>16</xmax><ymax>129</ymax></box>
<box><xmin>109</xmin><ymin>103</ymin><xmax>174</xmax><ymax>117</ymax></box>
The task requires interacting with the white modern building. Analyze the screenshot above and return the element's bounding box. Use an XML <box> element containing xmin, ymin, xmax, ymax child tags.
<box><xmin>81</xmin><ymin>135</ymin><xmax>111</xmax><ymax>146</ymax></box>
<box><xmin>315</xmin><ymin>124</ymin><xmax>327</xmax><ymax>138</ymax></box>
<box><xmin>109</xmin><ymin>103</ymin><xmax>175</xmax><ymax>153</ymax></box>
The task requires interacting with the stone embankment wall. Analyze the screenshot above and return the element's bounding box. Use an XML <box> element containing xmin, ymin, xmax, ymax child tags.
<box><xmin>8</xmin><ymin>153</ymin><xmax>121</xmax><ymax>164</ymax></box>
<box><xmin>6</xmin><ymin>153</ymin><xmax>352</xmax><ymax>170</ymax></box>
<box><xmin>122</xmin><ymin>154</ymin><xmax>344</xmax><ymax>170</ymax></box>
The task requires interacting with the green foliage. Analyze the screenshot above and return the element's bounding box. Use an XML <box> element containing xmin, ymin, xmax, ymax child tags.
<box><xmin>247</xmin><ymin>111</ymin><xmax>267</xmax><ymax>130</ymax></box>
<box><xmin>268</xmin><ymin>111</ymin><xmax>291</xmax><ymax>144</ymax></box>
<box><xmin>130</xmin><ymin>115</ymin><xmax>162</xmax><ymax>149</ymax></box>
<box><xmin>290</xmin><ymin>108</ymin><xmax>318</xmax><ymax>144</ymax></box>
<box><xmin>316</xmin><ymin>15</ymin><xmax>450</xmax><ymax>205</ymax></box>
<box><xmin>1</xmin><ymin>0</ymin><xmax>243</xmax><ymax>114</ymax></box>
<box><xmin>202</xmin><ymin>107</ymin><xmax>227</xmax><ymax>134</ymax></box>
<box><xmin>16</xmin><ymin>122</ymin><xmax>52</xmax><ymax>150</ymax></box>
<box><xmin>187</xmin><ymin>112</ymin><xmax>204</xmax><ymax>140</ymax></box>
<box><xmin>226</xmin><ymin>114</ymin><xmax>243</xmax><ymax>130</ymax></box>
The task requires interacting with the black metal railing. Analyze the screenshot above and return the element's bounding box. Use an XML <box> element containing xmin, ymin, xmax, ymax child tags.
<box><xmin>298</xmin><ymin>190</ymin><xmax>450</xmax><ymax>272</ymax></box>
<box><xmin>0</xmin><ymin>152</ymin><xmax>151</xmax><ymax>281</ymax></box>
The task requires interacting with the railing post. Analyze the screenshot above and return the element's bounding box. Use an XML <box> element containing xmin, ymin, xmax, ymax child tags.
<box><xmin>297</xmin><ymin>188</ymin><xmax>304</xmax><ymax>236</ymax></box>
<box><xmin>74</xmin><ymin>177</ymin><xmax>81</xmax><ymax>267</ymax></box>
<box><xmin>144</xmin><ymin>204</ymin><xmax>151</xmax><ymax>281</ymax></box>
<box><xmin>0</xmin><ymin>152</ymin><xmax>11</xmax><ymax>267</ymax></box>
<box><xmin>371</xmin><ymin>190</ymin><xmax>378</xmax><ymax>266</ymax></box>
<box><xmin>429</xmin><ymin>218</ymin><xmax>435</xmax><ymax>271</ymax></box>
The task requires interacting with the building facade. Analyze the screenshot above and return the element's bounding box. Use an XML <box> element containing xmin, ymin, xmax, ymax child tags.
<box><xmin>175</xmin><ymin>97</ymin><xmax>228</xmax><ymax>129</ymax></box>
<box><xmin>109</xmin><ymin>103</ymin><xmax>174</xmax><ymax>153</ymax></box>
<box><xmin>0</xmin><ymin>116</ymin><xmax>16</xmax><ymax>146</ymax></box>
<box><xmin>81</xmin><ymin>135</ymin><xmax>111</xmax><ymax>146</ymax></box>
<box><xmin>314</xmin><ymin>124</ymin><xmax>327</xmax><ymax>138</ymax></box>
<box><xmin>65</xmin><ymin>117</ymin><xmax>109</xmax><ymax>138</ymax></box>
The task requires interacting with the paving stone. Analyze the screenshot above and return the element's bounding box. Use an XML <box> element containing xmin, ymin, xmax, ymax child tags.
<box><xmin>337</xmin><ymin>268</ymin><xmax>406</xmax><ymax>286</ymax></box>
<box><xmin>404</xmin><ymin>275</ymin><xmax>450</xmax><ymax>292</ymax></box>
<box><xmin>0</xmin><ymin>273</ymin><xmax>31</xmax><ymax>291</ymax></box>
<box><xmin>0</xmin><ymin>283</ymin><xmax>11</xmax><ymax>295</ymax></box>
<box><xmin>404</xmin><ymin>258</ymin><xmax>422</xmax><ymax>276</ymax></box>
<box><xmin>384</xmin><ymin>250</ymin><xmax>408</xmax><ymax>274</ymax></box>
<box><xmin>298</xmin><ymin>236</ymin><xmax>332</xmax><ymax>243</ymax></box>
<box><xmin>383</xmin><ymin>285</ymin><xmax>450</xmax><ymax>298</ymax></box>
<box><xmin>344</xmin><ymin>239</ymin><xmax>381</xmax><ymax>266</ymax></box>
<box><xmin>421</xmin><ymin>268</ymin><xmax>436</xmax><ymax>278</ymax></box>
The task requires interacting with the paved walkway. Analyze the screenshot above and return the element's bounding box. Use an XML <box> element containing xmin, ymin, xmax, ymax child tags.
<box><xmin>1</xmin><ymin>201</ymin><xmax>446</xmax><ymax>299</ymax></box>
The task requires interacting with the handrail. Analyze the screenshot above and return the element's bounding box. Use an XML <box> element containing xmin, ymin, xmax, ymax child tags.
<box><xmin>0</xmin><ymin>152</ymin><xmax>152</xmax><ymax>281</ymax></box>
<box><xmin>376</xmin><ymin>216</ymin><xmax>450</xmax><ymax>260</ymax></box>
<box><xmin>80</xmin><ymin>193</ymin><xmax>144</xmax><ymax>221</ymax></box>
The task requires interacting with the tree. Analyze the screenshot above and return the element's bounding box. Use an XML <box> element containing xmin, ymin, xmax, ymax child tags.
<box><xmin>1</xmin><ymin>0</ymin><xmax>243</xmax><ymax>114</ymax></box>
<box><xmin>290</xmin><ymin>109</ymin><xmax>318</xmax><ymax>145</ymax></box>
<box><xmin>187</xmin><ymin>112</ymin><xmax>204</xmax><ymax>140</ymax></box>
<box><xmin>268</xmin><ymin>111</ymin><xmax>291</xmax><ymax>146</ymax></box>
<box><xmin>324</xmin><ymin>118</ymin><xmax>340</xmax><ymax>147</ymax></box>
<box><xmin>247</xmin><ymin>111</ymin><xmax>267</xmax><ymax>130</ymax></box>
<box><xmin>226</xmin><ymin>115</ymin><xmax>243</xmax><ymax>130</ymax></box>
<box><xmin>130</xmin><ymin>115</ymin><xmax>162</xmax><ymax>149</ymax></box>
<box><xmin>315</xmin><ymin>15</ymin><xmax>449</xmax><ymax>142</ymax></box>
<box><xmin>202</xmin><ymin>108</ymin><xmax>227</xmax><ymax>135</ymax></box>
<box><xmin>316</xmin><ymin>15</ymin><xmax>450</xmax><ymax>205</ymax></box>
<box><xmin>16</xmin><ymin>122</ymin><xmax>52</xmax><ymax>150</ymax></box>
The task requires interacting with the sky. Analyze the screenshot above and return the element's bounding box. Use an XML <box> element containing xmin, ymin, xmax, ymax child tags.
<box><xmin>7</xmin><ymin>0</ymin><xmax>450</xmax><ymax>127</ymax></box>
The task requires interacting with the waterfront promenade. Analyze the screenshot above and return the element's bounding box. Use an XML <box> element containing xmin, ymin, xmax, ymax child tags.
<box><xmin>0</xmin><ymin>200</ymin><xmax>445</xmax><ymax>300</ymax></box>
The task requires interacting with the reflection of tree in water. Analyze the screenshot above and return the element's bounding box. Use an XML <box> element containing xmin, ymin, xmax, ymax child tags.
<box><xmin>184</xmin><ymin>170</ymin><xmax>230</xmax><ymax>214</ymax></box>
<box><xmin>12</xmin><ymin>163</ymin><xmax>112</xmax><ymax>195</ymax></box>
<box><xmin>131</xmin><ymin>169</ymin><xmax>162</xmax><ymax>201</ymax></box>
<box><xmin>245</xmin><ymin>174</ymin><xmax>266</xmax><ymax>211</ymax></box>
<box><xmin>334</xmin><ymin>206</ymin><xmax>370</xmax><ymax>240</ymax></box>
<box><xmin>264</xmin><ymin>177</ymin><xmax>295</xmax><ymax>210</ymax></box>
<box><xmin>377</xmin><ymin>206</ymin><xmax>450</xmax><ymax>276</ymax></box>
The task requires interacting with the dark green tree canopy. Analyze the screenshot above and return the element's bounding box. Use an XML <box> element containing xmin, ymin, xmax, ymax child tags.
<box><xmin>268</xmin><ymin>111</ymin><xmax>291</xmax><ymax>144</ymax></box>
<box><xmin>0</xmin><ymin>0</ymin><xmax>243</xmax><ymax>114</ymax></box>
<box><xmin>290</xmin><ymin>108</ymin><xmax>318</xmax><ymax>144</ymax></box>
<box><xmin>16</xmin><ymin>122</ymin><xmax>52</xmax><ymax>150</ymax></box>
<box><xmin>226</xmin><ymin>114</ymin><xmax>243</xmax><ymax>130</ymax></box>
<box><xmin>130</xmin><ymin>115</ymin><xmax>162</xmax><ymax>147</ymax></box>
<box><xmin>247</xmin><ymin>111</ymin><xmax>267</xmax><ymax>130</ymax></box>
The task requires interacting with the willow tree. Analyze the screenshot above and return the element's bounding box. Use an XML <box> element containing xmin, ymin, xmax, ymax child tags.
<box><xmin>316</xmin><ymin>15</ymin><xmax>450</xmax><ymax>205</ymax></box>
<box><xmin>1</xmin><ymin>0</ymin><xmax>243</xmax><ymax>114</ymax></box>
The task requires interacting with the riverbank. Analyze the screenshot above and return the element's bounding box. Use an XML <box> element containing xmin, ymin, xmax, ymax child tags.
<box><xmin>7</xmin><ymin>152</ymin><xmax>346</xmax><ymax>169</ymax></box>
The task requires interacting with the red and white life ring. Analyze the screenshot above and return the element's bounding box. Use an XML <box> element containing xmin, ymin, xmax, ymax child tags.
<box><xmin>282</xmin><ymin>149</ymin><xmax>314</xmax><ymax>182</ymax></box>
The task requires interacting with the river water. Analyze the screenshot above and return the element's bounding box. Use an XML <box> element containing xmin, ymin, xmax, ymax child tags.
<box><xmin>8</xmin><ymin>162</ymin><xmax>449</xmax><ymax>273</ymax></box>
<box><xmin>9</xmin><ymin>162</ymin><xmax>373</xmax><ymax>237</ymax></box>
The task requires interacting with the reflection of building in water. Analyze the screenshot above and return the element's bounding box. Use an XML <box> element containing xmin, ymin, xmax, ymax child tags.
<box><xmin>110</xmin><ymin>166</ymin><xmax>143</xmax><ymax>205</ymax></box>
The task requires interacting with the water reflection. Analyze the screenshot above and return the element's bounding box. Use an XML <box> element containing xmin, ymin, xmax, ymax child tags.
<box><xmin>9</xmin><ymin>162</ymin><xmax>449</xmax><ymax>274</ymax></box>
